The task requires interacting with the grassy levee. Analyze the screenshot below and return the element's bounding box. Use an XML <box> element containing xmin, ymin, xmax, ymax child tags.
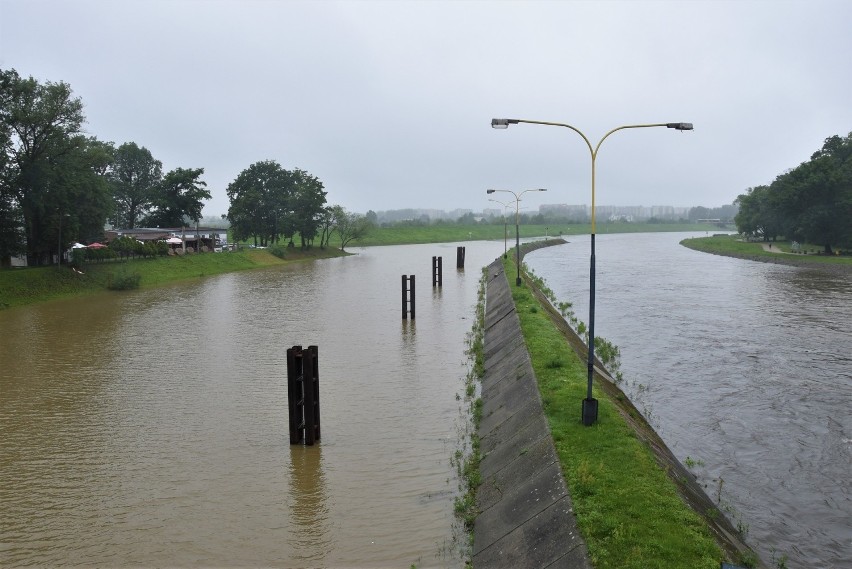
<box><xmin>498</xmin><ymin>248</ymin><xmax>765</xmax><ymax>569</ymax></box>
<box><xmin>1</xmin><ymin>223</ymin><xmax>727</xmax><ymax>311</ymax></box>
<box><xmin>352</xmin><ymin>222</ymin><xmax>715</xmax><ymax>247</ymax></box>
<box><xmin>681</xmin><ymin>234</ymin><xmax>852</xmax><ymax>272</ymax></box>
<box><xmin>0</xmin><ymin>248</ymin><xmax>344</xmax><ymax>310</ymax></box>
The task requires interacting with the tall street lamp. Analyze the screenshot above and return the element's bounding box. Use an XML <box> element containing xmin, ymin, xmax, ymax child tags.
<box><xmin>488</xmin><ymin>197</ymin><xmax>512</xmax><ymax>259</ymax></box>
<box><xmin>492</xmin><ymin>117</ymin><xmax>693</xmax><ymax>426</ymax></box>
<box><xmin>486</xmin><ymin>188</ymin><xmax>547</xmax><ymax>286</ymax></box>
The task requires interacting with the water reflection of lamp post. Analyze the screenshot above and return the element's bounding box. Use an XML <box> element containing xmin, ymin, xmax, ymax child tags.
<box><xmin>492</xmin><ymin>118</ymin><xmax>693</xmax><ymax>425</ymax></box>
<box><xmin>486</xmin><ymin>188</ymin><xmax>547</xmax><ymax>286</ymax></box>
<box><xmin>488</xmin><ymin>197</ymin><xmax>511</xmax><ymax>259</ymax></box>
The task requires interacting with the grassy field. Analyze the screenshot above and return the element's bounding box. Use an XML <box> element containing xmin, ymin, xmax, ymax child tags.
<box><xmin>681</xmin><ymin>234</ymin><xmax>852</xmax><ymax>269</ymax></box>
<box><xmin>499</xmin><ymin>252</ymin><xmax>761</xmax><ymax>569</ymax></box>
<box><xmin>0</xmin><ymin>248</ymin><xmax>345</xmax><ymax>310</ymax></box>
<box><xmin>347</xmin><ymin>222</ymin><xmax>719</xmax><ymax>247</ymax></box>
<box><xmin>0</xmin><ymin>223</ymin><xmax>726</xmax><ymax>311</ymax></box>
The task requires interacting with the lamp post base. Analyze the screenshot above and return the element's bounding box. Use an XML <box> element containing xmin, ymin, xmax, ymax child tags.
<box><xmin>582</xmin><ymin>398</ymin><xmax>598</xmax><ymax>426</ymax></box>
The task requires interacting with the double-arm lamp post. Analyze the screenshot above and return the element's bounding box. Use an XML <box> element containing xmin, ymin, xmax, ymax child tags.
<box><xmin>486</xmin><ymin>188</ymin><xmax>547</xmax><ymax>286</ymax></box>
<box><xmin>492</xmin><ymin>118</ymin><xmax>693</xmax><ymax>425</ymax></box>
<box><xmin>488</xmin><ymin>197</ymin><xmax>511</xmax><ymax>259</ymax></box>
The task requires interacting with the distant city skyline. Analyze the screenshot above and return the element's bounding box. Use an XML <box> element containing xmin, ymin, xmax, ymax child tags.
<box><xmin>371</xmin><ymin>202</ymin><xmax>735</xmax><ymax>223</ymax></box>
<box><xmin>3</xmin><ymin>1</ymin><xmax>848</xmax><ymax>217</ymax></box>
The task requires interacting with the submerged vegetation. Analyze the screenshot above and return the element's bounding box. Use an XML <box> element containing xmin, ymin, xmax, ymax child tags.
<box><xmin>451</xmin><ymin>267</ymin><xmax>487</xmax><ymax>567</ymax></box>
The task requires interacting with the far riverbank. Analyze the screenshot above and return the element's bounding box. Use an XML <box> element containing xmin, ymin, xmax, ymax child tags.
<box><xmin>0</xmin><ymin>248</ymin><xmax>346</xmax><ymax>310</ymax></box>
<box><xmin>0</xmin><ymin>224</ymin><xmax>721</xmax><ymax>310</ymax></box>
<box><xmin>680</xmin><ymin>234</ymin><xmax>852</xmax><ymax>274</ymax></box>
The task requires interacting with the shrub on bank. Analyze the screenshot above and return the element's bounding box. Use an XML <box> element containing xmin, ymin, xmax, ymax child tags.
<box><xmin>107</xmin><ymin>268</ymin><xmax>141</xmax><ymax>290</ymax></box>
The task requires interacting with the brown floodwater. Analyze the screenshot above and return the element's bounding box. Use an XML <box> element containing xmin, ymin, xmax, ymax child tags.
<box><xmin>0</xmin><ymin>241</ymin><xmax>504</xmax><ymax>568</ymax></box>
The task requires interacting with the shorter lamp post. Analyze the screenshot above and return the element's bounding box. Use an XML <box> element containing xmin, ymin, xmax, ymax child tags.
<box><xmin>488</xmin><ymin>198</ymin><xmax>511</xmax><ymax>258</ymax></box>
<box><xmin>486</xmin><ymin>188</ymin><xmax>547</xmax><ymax>286</ymax></box>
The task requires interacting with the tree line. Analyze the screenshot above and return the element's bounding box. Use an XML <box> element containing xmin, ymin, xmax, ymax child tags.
<box><xmin>735</xmin><ymin>132</ymin><xmax>852</xmax><ymax>253</ymax></box>
<box><xmin>0</xmin><ymin>69</ymin><xmax>212</xmax><ymax>267</ymax></box>
<box><xmin>1</xmin><ymin>68</ymin><xmax>374</xmax><ymax>267</ymax></box>
<box><xmin>224</xmin><ymin>159</ymin><xmax>372</xmax><ymax>251</ymax></box>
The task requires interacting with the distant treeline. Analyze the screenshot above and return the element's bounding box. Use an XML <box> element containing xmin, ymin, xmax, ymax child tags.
<box><xmin>0</xmin><ymin>68</ymin><xmax>211</xmax><ymax>267</ymax></box>
<box><xmin>366</xmin><ymin>204</ymin><xmax>737</xmax><ymax>227</ymax></box>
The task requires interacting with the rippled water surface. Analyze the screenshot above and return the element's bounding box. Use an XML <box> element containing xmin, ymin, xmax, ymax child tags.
<box><xmin>526</xmin><ymin>232</ymin><xmax>851</xmax><ymax>569</ymax></box>
<box><xmin>0</xmin><ymin>242</ymin><xmax>504</xmax><ymax>568</ymax></box>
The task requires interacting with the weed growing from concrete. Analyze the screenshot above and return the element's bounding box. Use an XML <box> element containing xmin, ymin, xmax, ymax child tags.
<box><xmin>450</xmin><ymin>267</ymin><xmax>488</xmax><ymax>565</ymax></box>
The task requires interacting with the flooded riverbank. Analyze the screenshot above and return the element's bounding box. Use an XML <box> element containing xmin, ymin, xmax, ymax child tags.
<box><xmin>0</xmin><ymin>241</ymin><xmax>504</xmax><ymax>568</ymax></box>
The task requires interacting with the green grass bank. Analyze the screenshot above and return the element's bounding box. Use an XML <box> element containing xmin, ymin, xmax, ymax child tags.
<box><xmin>0</xmin><ymin>248</ymin><xmax>345</xmax><ymax>310</ymax></box>
<box><xmin>1</xmin><ymin>224</ymin><xmax>720</xmax><ymax>310</ymax></box>
<box><xmin>681</xmin><ymin>234</ymin><xmax>852</xmax><ymax>273</ymax></box>
<box><xmin>354</xmin><ymin>222</ymin><xmax>719</xmax><ymax>247</ymax></box>
<box><xmin>470</xmin><ymin>245</ymin><xmax>765</xmax><ymax>568</ymax></box>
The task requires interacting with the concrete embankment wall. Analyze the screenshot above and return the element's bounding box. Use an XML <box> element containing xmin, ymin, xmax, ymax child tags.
<box><xmin>476</xmin><ymin>239</ymin><xmax>767</xmax><ymax>568</ymax></box>
<box><xmin>472</xmin><ymin>258</ymin><xmax>592</xmax><ymax>569</ymax></box>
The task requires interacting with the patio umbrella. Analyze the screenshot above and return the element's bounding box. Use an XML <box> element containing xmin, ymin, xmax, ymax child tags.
<box><xmin>87</xmin><ymin>242</ymin><xmax>107</xmax><ymax>249</ymax></box>
<box><xmin>166</xmin><ymin>237</ymin><xmax>183</xmax><ymax>244</ymax></box>
<box><xmin>71</xmin><ymin>242</ymin><xmax>87</xmax><ymax>249</ymax></box>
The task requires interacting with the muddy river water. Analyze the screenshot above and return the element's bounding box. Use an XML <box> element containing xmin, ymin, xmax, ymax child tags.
<box><xmin>0</xmin><ymin>241</ymin><xmax>504</xmax><ymax>568</ymax></box>
<box><xmin>2</xmin><ymin>234</ymin><xmax>849</xmax><ymax>568</ymax></box>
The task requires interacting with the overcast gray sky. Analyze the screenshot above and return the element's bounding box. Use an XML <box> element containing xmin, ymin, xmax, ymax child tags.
<box><xmin>2</xmin><ymin>0</ymin><xmax>850</xmax><ymax>217</ymax></box>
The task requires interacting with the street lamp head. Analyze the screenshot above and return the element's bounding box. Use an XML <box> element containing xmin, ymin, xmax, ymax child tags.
<box><xmin>536</xmin><ymin>188</ymin><xmax>547</xmax><ymax>192</ymax></box>
<box><xmin>486</xmin><ymin>189</ymin><xmax>496</xmax><ymax>194</ymax></box>
<box><xmin>667</xmin><ymin>122</ymin><xmax>694</xmax><ymax>131</ymax></box>
<box><xmin>491</xmin><ymin>118</ymin><xmax>519</xmax><ymax>129</ymax></box>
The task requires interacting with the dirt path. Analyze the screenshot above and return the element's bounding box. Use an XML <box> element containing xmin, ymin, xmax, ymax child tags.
<box><xmin>760</xmin><ymin>243</ymin><xmax>792</xmax><ymax>254</ymax></box>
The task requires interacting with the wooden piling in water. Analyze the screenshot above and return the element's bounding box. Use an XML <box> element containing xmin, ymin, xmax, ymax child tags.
<box><xmin>287</xmin><ymin>345</ymin><xmax>321</xmax><ymax>445</ymax></box>
<box><xmin>402</xmin><ymin>275</ymin><xmax>415</xmax><ymax>319</ymax></box>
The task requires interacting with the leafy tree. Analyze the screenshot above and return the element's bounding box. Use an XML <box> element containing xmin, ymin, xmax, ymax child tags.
<box><xmin>1</xmin><ymin>70</ymin><xmax>115</xmax><ymax>265</ymax></box>
<box><xmin>0</xmin><ymin>68</ymin><xmax>90</xmax><ymax>265</ymax></box>
<box><xmin>226</xmin><ymin>160</ymin><xmax>293</xmax><ymax>246</ymax></box>
<box><xmin>289</xmin><ymin>168</ymin><xmax>327</xmax><ymax>248</ymax></box>
<box><xmin>0</xmin><ymin>88</ymin><xmax>23</xmax><ymax>266</ymax></box>
<box><xmin>734</xmin><ymin>185</ymin><xmax>781</xmax><ymax>241</ymax></box>
<box><xmin>226</xmin><ymin>162</ymin><xmax>328</xmax><ymax>248</ymax></box>
<box><xmin>144</xmin><ymin>167</ymin><xmax>210</xmax><ymax>228</ymax></box>
<box><xmin>736</xmin><ymin>132</ymin><xmax>852</xmax><ymax>252</ymax></box>
<box><xmin>109</xmin><ymin>142</ymin><xmax>162</xmax><ymax>228</ymax></box>
<box><xmin>110</xmin><ymin>235</ymin><xmax>144</xmax><ymax>259</ymax></box>
<box><xmin>317</xmin><ymin>206</ymin><xmax>334</xmax><ymax>249</ymax></box>
<box><xmin>52</xmin><ymin>136</ymin><xmax>114</xmax><ymax>249</ymax></box>
<box><xmin>792</xmin><ymin>134</ymin><xmax>852</xmax><ymax>252</ymax></box>
<box><xmin>0</xmin><ymin>189</ymin><xmax>24</xmax><ymax>267</ymax></box>
<box><xmin>457</xmin><ymin>212</ymin><xmax>478</xmax><ymax>224</ymax></box>
<box><xmin>331</xmin><ymin>205</ymin><xmax>372</xmax><ymax>251</ymax></box>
